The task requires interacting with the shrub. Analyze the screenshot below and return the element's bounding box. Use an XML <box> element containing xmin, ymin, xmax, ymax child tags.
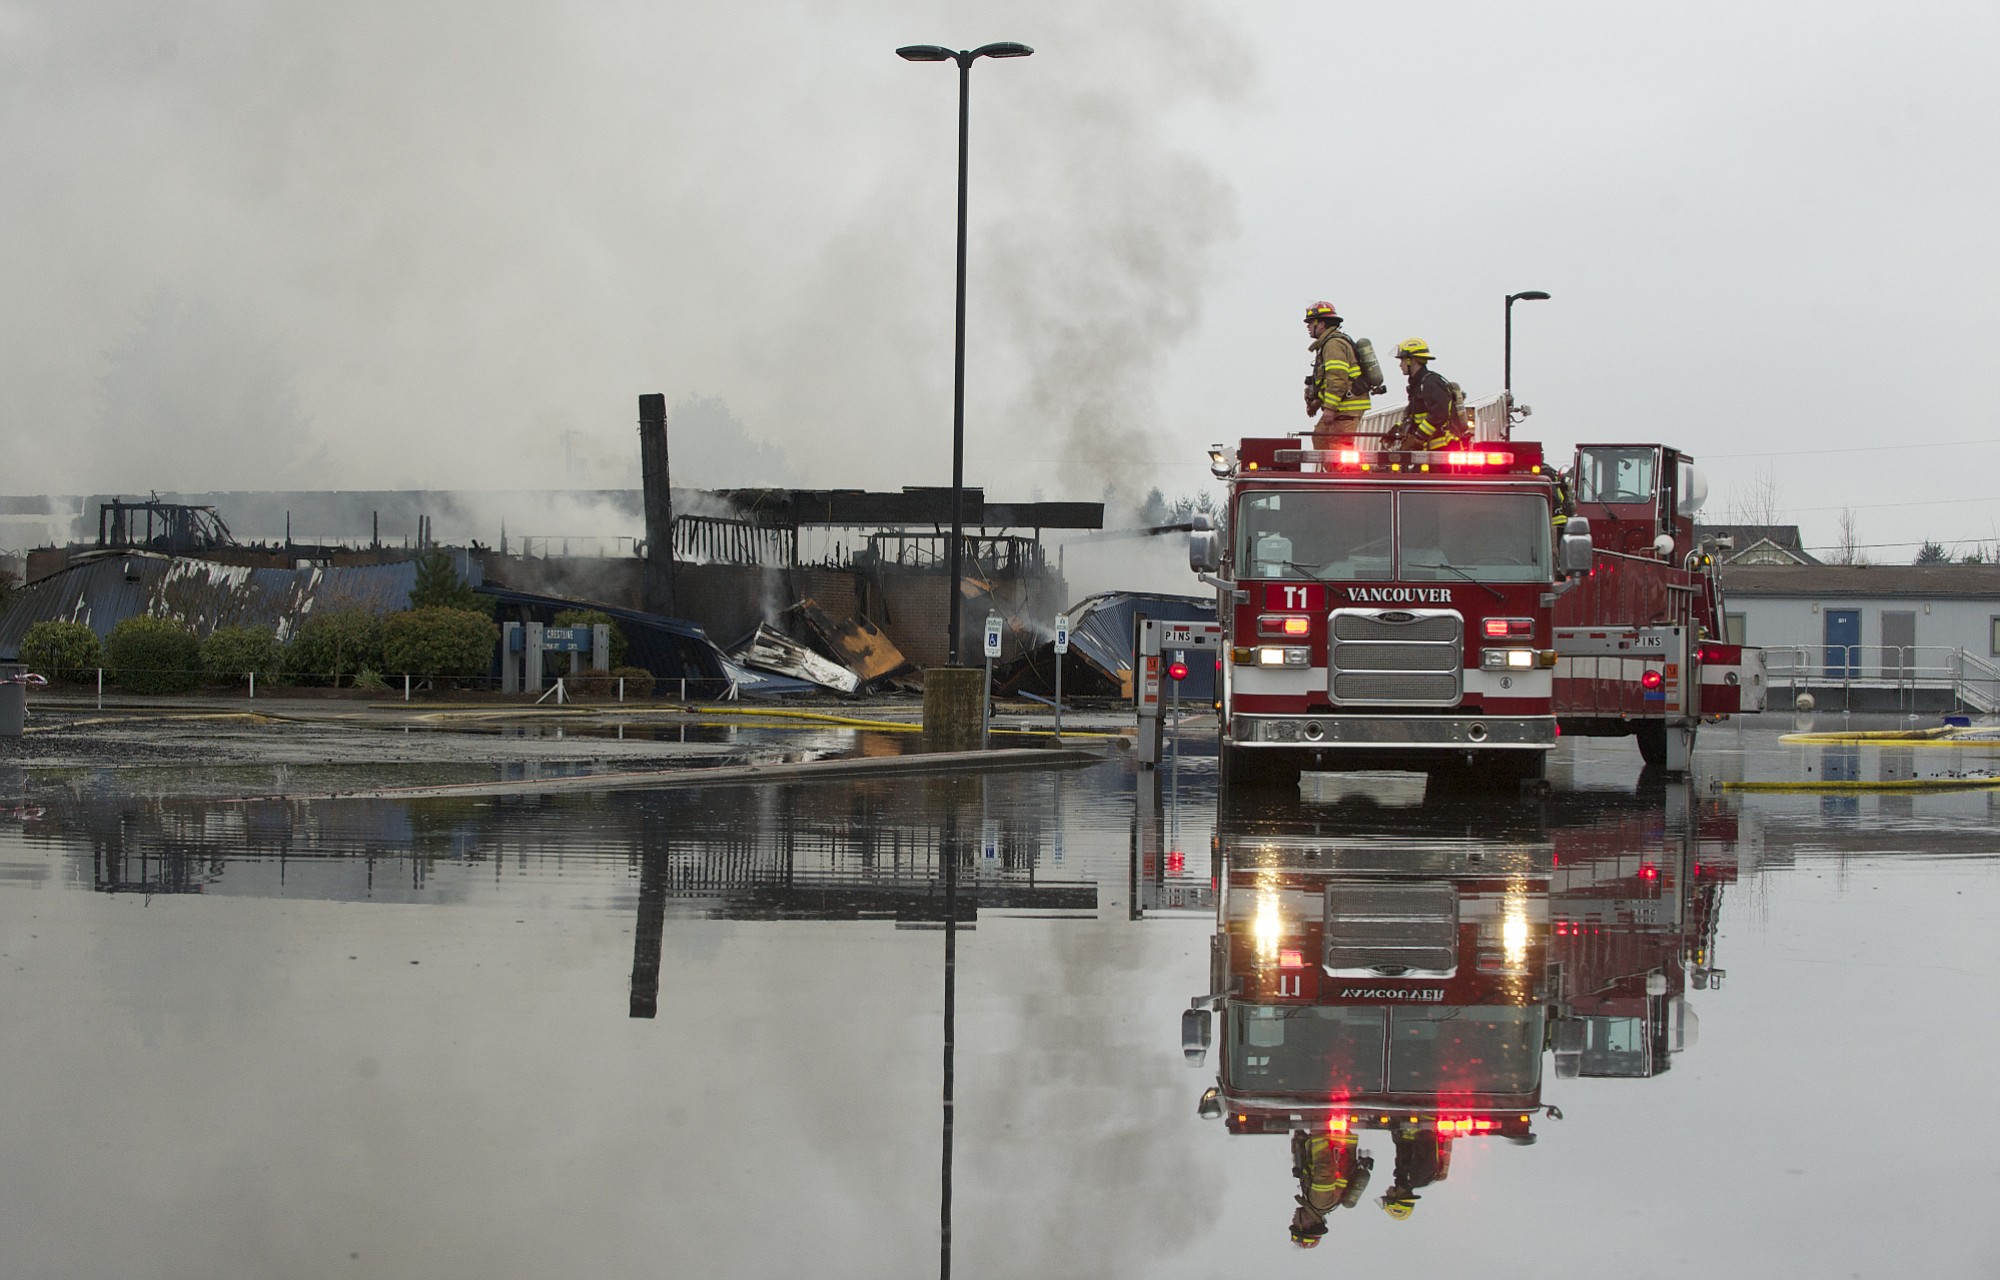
<box><xmin>106</xmin><ymin>616</ymin><xmax>201</xmax><ymax>694</ymax></box>
<box><xmin>566</xmin><ymin>667</ymin><xmax>616</xmax><ymax>698</ymax></box>
<box><xmin>285</xmin><ymin>609</ymin><xmax>385</xmax><ymax>687</ymax></box>
<box><xmin>380</xmin><ymin>607</ymin><xmax>499</xmax><ymax>683</ymax></box>
<box><xmin>612</xmin><ymin>665</ymin><xmax>657</xmax><ymax>699</ymax></box>
<box><xmin>19</xmin><ymin>620</ymin><xmax>104</xmax><ymax>684</ymax></box>
<box><xmin>200</xmin><ymin>625</ymin><xmax>282</xmax><ymax>685</ymax></box>
<box><xmin>565</xmin><ymin>666</ymin><xmax>657</xmax><ymax>699</ymax></box>
<box><xmin>551</xmin><ymin>609</ymin><xmax>629</xmax><ymax>670</ymax></box>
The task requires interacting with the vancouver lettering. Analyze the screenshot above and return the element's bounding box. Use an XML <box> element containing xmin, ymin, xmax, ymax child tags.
<box><xmin>1338</xmin><ymin>986</ymin><xmax>1446</xmax><ymax>1002</ymax></box>
<box><xmin>1344</xmin><ymin>587</ymin><xmax>1453</xmax><ymax>604</ymax></box>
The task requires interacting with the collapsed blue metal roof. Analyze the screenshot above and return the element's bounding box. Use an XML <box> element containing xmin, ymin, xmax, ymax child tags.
<box><xmin>473</xmin><ymin>584</ymin><xmax>740</xmax><ymax>693</ymax></box>
<box><xmin>998</xmin><ymin>591</ymin><xmax>1218</xmax><ymax>700</ymax></box>
<box><xmin>0</xmin><ymin>553</ymin><xmax>419</xmax><ymax>659</ymax></box>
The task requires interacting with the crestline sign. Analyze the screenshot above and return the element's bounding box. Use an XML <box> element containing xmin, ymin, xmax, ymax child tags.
<box><xmin>1344</xmin><ymin>586</ymin><xmax>1454</xmax><ymax>604</ymax></box>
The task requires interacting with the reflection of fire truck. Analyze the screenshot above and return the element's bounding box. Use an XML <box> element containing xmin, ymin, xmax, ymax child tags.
<box><xmin>1185</xmin><ymin>837</ymin><xmax>1550</xmax><ymax>1145</ymax></box>
<box><xmin>1553</xmin><ymin>444</ymin><xmax>1767</xmax><ymax>771</ymax></box>
<box><xmin>1192</xmin><ymin>428</ymin><xmax>1765</xmax><ymax>784</ymax></box>
<box><xmin>1192</xmin><ymin>437</ymin><xmax>1585</xmax><ymax>789</ymax></box>
<box><xmin>1186</xmin><ymin>786</ymin><xmax>1740</xmax><ymax>1182</ymax></box>
<box><xmin>1546</xmin><ymin>789</ymin><xmax>1738</xmax><ymax>1078</ymax></box>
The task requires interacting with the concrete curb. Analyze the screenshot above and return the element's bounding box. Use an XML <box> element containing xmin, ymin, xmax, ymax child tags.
<box><xmin>225</xmin><ymin>745</ymin><xmax>1112</xmax><ymax>802</ymax></box>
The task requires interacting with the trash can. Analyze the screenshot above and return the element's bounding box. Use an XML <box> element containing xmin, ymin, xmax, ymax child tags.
<box><xmin>0</xmin><ymin>664</ymin><xmax>25</xmax><ymax>738</ymax></box>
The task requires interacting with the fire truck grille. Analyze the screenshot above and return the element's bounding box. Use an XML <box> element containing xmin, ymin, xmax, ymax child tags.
<box><xmin>1332</xmin><ymin>672</ymin><xmax>1461</xmax><ymax>702</ymax></box>
<box><xmin>1324</xmin><ymin>881</ymin><xmax>1459</xmax><ymax>974</ymax></box>
<box><xmin>1331</xmin><ymin>642</ymin><xmax>1460</xmax><ymax>672</ymax></box>
<box><xmin>1332</xmin><ymin>613</ymin><xmax>1459</xmax><ymax>643</ymax></box>
<box><xmin>1328</xmin><ymin>609</ymin><xmax>1464</xmax><ymax>705</ymax></box>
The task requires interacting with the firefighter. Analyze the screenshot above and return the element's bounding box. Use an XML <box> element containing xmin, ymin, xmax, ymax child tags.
<box><xmin>1378</xmin><ymin>1126</ymin><xmax>1450</xmax><ymax>1220</ymax></box>
<box><xmin>1289</xmin><ymin>1129</ymin><xmax>1373</xmax><ymax>1247</ymax></box>
<box><xmin>1303</xmin><ymin>301</ymin><xmax>1371</xmax><ymax>449</ymax></box>
<box><xmin>1392</xmin><ymin>338</ymin><xmax>1464</xmax><ymax>451</ymax></box>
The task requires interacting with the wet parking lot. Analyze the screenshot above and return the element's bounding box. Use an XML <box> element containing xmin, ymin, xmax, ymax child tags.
<box><xmin>3</xmin><ymin>712</ymin><xmax>1998</xmax><ymax>1278</ymax></box>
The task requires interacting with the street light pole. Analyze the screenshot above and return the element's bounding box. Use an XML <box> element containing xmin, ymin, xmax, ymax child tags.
<box><xmin>898</xmin><ymin>42</ymin><xmax>1032</xmax><ymax>666</ymax></box>
<box><xmin>1504</xmin><ymin>289</ymin><xmax>1551</xmax><ymax>411</ymax></box>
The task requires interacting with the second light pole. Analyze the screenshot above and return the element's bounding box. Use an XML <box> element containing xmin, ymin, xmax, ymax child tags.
<box><xmin>897</xmin><ymin>40</ymin><xmax>1033</xmax><ymax>666</ymax></box>
<box><xmin>1504</xmin><ymin>289</ymin><xmax>1551</xmax><ymax>411</ymax></box>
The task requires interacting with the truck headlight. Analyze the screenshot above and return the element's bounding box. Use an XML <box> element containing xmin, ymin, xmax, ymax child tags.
<box><xmin>1482</xmin><ymin>649</ymin><xmax>1537</xmax><ymax>671</ymax></box>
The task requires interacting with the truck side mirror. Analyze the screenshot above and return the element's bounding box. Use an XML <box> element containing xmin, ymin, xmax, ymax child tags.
<box><xmin>1181</xmin><ymin>1007</ymin><xmax>1213</xmax><ymax>1066</ymax></box>
<box><xmin>1558</xmin><ymin>516</ymin><xmax>1593</xmax><ymax>574</ymax></box>
<box><xmin>1188</xmin><ymin>513</ymin><xmax>1220</xmax><ymax>575</ymax></box>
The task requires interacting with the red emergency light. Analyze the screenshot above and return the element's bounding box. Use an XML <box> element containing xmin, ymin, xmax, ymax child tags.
<box><xmin>1640</xmin><ymin>669</ymin><xmax>1665</xmax><ymax>690</ymax></box>
<box><xmin>1483</xmin><ymin>617</ymin><xmax>1534</xmax><ymax>638</ymax></box>
<box><xmin>1279</xmin><ymin>948</ymin><xmax>1305</xmax><ymax>969</ymax></box>
<box><xmin>1167</xmin><ymin>660</ymin><xmax>1190</xmax><ymax>681</ymax></box>
<box><xmin>1442</xmin><ymin>450</ymin><xmax>1515</xmax><ymax>468</ymax></box>
<box><xmin>1435</xmin><ymin>1116</ymin><xmax>1499</xmax><ymax>1137</ymax></box>
<box><xmin>1638</xmin><ymin>863</ymin><xmax>1659</xmax><ymax>880</ymax></box>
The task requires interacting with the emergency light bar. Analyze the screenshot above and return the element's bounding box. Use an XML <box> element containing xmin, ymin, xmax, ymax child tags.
<box><xmin>1261</xmin><ymin>444</ymin><xmax>1542</xmax><ymax>474</ymax></box>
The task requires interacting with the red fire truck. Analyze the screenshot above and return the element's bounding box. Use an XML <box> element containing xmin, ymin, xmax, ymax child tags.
<box><xmin>1191</xmin><ymin>435</ymin><xmax>1587</xmax><ymax>789</ymax></box>
<box><xmin>1190</xmin><ymin>429</ymin><xmax>1765</xmax><ymax>785</ymax></box>
<box><xmin>1553</xmin><ymin>443</ymin><xmax>1766</xmax><ymax>770</ymax></box>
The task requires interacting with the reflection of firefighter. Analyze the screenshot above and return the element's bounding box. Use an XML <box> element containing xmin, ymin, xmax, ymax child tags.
<box><xmin>1379</xmin><ymin>1127</ymin><xmax>1452</xmax><ymax>1219</ymax></box>
<box><xmin>1290</xmin><ymin>1130</ymin><xmax>1373</xmax><ymax>1247</ymax></box>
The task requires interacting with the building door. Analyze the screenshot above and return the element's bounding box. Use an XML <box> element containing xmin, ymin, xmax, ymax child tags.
<box><xmin>1880</xmin><ymin>610</ymin><xmax>1916</xmax><ymax>680</ymax></box>
<box><xmin>1824</xmin><ymin>609</ymin><xmax>1861</xmax><ymax>678</ymax></box>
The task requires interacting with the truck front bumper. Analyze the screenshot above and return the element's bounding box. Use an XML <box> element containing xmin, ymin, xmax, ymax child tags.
<box><xmin>1230</xmin><ymin>714</ymin><xmax>1556</xmax><ymax>750</ymax></box>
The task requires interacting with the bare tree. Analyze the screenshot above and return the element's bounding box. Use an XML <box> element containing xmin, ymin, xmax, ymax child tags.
<box><xmin>1832</xmin><ymin>507</ymin><xmax>1866</xmax><ymax>565</ymax></box>
<box><xmin>1724</xmin><ymin>463</ymin><xmax>1784</xmax><ymax>526</ymax></box>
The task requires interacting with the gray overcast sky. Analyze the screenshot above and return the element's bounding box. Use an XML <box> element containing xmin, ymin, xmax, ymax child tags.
<box><xmin>3</xmin><ymin>1</ymin><xmax>1996</xmax><ymax>556</ymax></box>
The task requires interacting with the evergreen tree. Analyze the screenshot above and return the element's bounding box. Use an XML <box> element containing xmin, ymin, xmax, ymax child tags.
<box><xmin>408</xmin><ymin>548</ymin><xmax>490</xmax><ymax>614</ymax></box>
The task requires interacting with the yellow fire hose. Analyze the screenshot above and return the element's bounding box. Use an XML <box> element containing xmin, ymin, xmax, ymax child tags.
<box><xmin>1720</xmin><ymin>776</ymin><xmax>2000</xmax><ymax>792</ymax></box>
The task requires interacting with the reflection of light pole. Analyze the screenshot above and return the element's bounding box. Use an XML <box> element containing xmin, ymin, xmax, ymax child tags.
<box><xmin>897</xmin><ymin>41</ymin><xmax>1033</xmax><ymax>666</ymax></box>
<box><xmin>1504</xmin><ymin>290</ymin><xmax>1551</xmax><ymax>412</ymax></box>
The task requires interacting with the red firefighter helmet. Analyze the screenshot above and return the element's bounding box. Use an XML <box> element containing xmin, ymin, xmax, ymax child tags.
<box><xmin>1303</xmin><ymin>300</ymin><xmax>1340</xmax><ymax>324</ymax></box>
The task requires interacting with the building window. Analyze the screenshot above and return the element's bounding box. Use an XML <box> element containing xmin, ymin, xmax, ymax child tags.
<box><xmin>1724</xmin><ymin>613</ymin><xmax>1746</xmax><ymax>646</ymax></box>
<box><xmin>1992</xmin><ymin>616</ymin><xmax>2000</xmax><ymax>657</ymax></box>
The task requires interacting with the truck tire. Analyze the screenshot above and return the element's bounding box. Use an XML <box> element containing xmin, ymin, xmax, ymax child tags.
<box><xmin>1635</xmin><ymin>722</ymin><xmax>1667</xmax><ymax>769</ymax></box>
<box><xmin>1221</xmin><ymin>745</ymin><xmax>1300</xmax><ymax>794</ymax></box>
<box><xmin>1435</xmin><ymin>751</ymin><xmax>1545</xmax><ymax>791</ymax></box>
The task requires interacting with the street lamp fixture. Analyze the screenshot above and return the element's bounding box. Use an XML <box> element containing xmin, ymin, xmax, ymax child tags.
<box><xmin>898</xmin><ymin>40</ymin><xmax>1034</xmax><ymax>666</ymax></box>
<box><xmin>1504</xmin><ymin>290</ymin><xmax>1551</xmax><ymax>415</ymax></box>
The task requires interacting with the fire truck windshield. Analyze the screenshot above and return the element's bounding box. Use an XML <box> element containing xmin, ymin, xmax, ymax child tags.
<box><xmin>1575</xmin><ymin>447</ymin><xmax>1658</xmax><ymax>504</ymax></box>
<box><xmin>1236</xmin><ymin>490</ymin><xmax>1549</xmax><ymax>583</ymax></box>
<box><xmin>1238</xmin><ymin>491</ymin><xmax>1394</xmax><ymax>581</ymax></box>
<box><xmin>1230</xmin><ymin>1004</ymin><xmax>1544</xmax><ymax>1096</ymax></box>
<box><xmin>1398</xmin><ymin>492</ymin><xmax>1550</xmax><ymax>584</ymax></box>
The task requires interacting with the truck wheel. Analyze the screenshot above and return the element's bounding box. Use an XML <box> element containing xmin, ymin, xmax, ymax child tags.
<box><xmin>1221</xmin><ymin>745</ymin><xmax>1299</xmax><ymax>794</ymax></box>
<box><xmin>1486</xmin><ymin>752</ymin><xmax>1547</xmax><ymax>787</ymax></box>
<box><xmin>1635</xmin><ymin>722</ymin><xmax>1667</xmax><ymax>769</ymax></box>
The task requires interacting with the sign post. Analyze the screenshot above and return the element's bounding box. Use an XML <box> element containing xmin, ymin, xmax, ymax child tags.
<box><xmin>1052</xmin><ymin>612</ymin><xmax>1070</xmax><ymax>741</ymax></box>
<box><xmin>982</xmin><ymin>613</ymin><xmax>1003</xmax><ymax>749</ymax></box>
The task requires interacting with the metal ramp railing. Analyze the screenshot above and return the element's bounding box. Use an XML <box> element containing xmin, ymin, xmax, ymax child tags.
<box><xmin>1763</xmin><ymin>644</ymin><xmax>1999</xmax><ymax>715</ymax></box>
<box><xmin>1955</xmin><ymin>651</ymin><xmax>2000</xmax><ymax>714</ymax></box>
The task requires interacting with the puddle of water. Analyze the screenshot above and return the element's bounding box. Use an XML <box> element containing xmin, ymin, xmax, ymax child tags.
<box><xmin>0</xmin><ymin>715</ymin><xmax>1994</xmax><ymax>1277</ymax></box>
